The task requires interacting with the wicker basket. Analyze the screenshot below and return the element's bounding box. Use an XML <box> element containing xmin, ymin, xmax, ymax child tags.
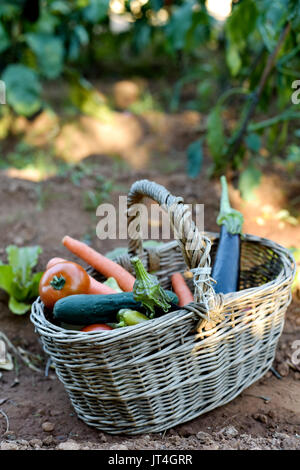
<box><xmin>30</xmin><ymin>180</ymin><xmax>295</xmax><ymax>435</ymax></box>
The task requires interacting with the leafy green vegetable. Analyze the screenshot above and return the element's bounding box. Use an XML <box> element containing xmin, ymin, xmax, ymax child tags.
<box><xmin>0</xmin><ymin>245</ymin><xmax>43</xmax><ymax>315</ymax></box>
<box><xmin>105</xmin><ymin>246</ymin><xmax>127</xmax><ymax>260</ymax></box>
<box><xmin>104</xmin><ymin>277</ymin><xmax>123</xmax><ymax>293</ymax></box>
<box><xmin>131</xmin><ymin>256</ymin><xmax>171</xmax><ymax>318</ymax></box>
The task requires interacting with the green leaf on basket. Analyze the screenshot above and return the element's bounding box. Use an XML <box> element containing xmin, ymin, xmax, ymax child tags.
<box><xmin>105</xmin><ymin>246</ymin><xmax>128</xmax><ymax>260</ymax></box>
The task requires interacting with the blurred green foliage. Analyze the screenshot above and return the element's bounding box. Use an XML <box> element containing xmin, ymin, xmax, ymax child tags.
<box><xmin>0</xmin><ymin>0</ymin><xmax>300</xmax><ymax>199</ymax></box>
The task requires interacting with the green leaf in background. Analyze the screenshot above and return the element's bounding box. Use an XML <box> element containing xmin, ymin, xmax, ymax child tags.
<box><xmin>2</xmin><ymin>64</ymin><xmax>42</xmax><ymax>116</ymax></box>
<box><xmin>289</xmin><ymin>247</ymin><xmax>300</xmax><ymax>262</ymax></box>
<box><xmin>149</xmin><ymin>0</ymin><xmax>163</xmax><ymax>12</ymax></box>
<box><xmin>82</xmin><ymin>0</ymin><xmax>110</xmax><ymax>23</ymax></box>
<box><xmin>0</xmin><ymin>22</ymin><xmax>10</xmax><ymax>53</ymax></box>
<box><xmin>34</xmin><ymin>9</ymin><xmax>60</xmax><ymax>34</ymax></box>
<box><xmin>26</xmin><ymin>33</ymin><xmax>64</xmax><ymax>79</ymax></box>
<box><xmin>74</xmin><ymin>25</ymin><xmax>89</xmax><ymax>46</ymax></box>
<box><xmin>226</xmin><ymin>43</ymin><xmax>242</xmax><ymax>76</ymax></box>
<box><xmin>245</xmin><ymin>133</ymin><xmax>261</xmax><ymax>152</ymax></box>
<box><xmin>187</xmin><ymin>139</ymin><xmax>203</xmax><ymax>178</ymax></box>
<box><xmin>0</xmin><ymin>2</ymin><xmax>21</xmax><ymax>18</ymax></box>
<box><xmin>206</xmin><ymin>106</ymin><xmax>226</xmax><ymax>165</ymax></box>
<box><xmin>133</xmin><ymin>22</ymin><xmax>151</xmax><ymax>53</ymax></box>
<box><xmin>50</xmin><ymin>1</ymin><xmax>72</xmax><ymax>15</ymax></box>
<box><xmin>226</xmin><ymin>0</ymin><xmax>258</xmax><ymax>49</ymax></box>
<box><xmin>165</xmin><ymin>0</ymin><xmax>195</xmax><ymax>51</ymax></box>
<box><xmin>286</xmin><ymin>144</ymin><xmax>300</xmax><ymax>172</ymax></box>
<box><xmin>68</xmin><ymin>74</ymin><xmax>111</xmax><ymax>120</ymax></box>
<box><xmin>238</xmin><ymin>163</ymin><xmax>262</xmax><ymax>201</ymax></box>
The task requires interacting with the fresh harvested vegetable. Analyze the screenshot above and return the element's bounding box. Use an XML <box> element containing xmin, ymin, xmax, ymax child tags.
<box><xmin>81</xmin><ymin>324</ymin><xmax>113</xmax><ymax>332</ymax></box>
<box><xmin>211</xmin><ymin>176</ymin><xmax>244</xmax><ymax>294</ymax></box>
<box><xmin>0</xmin><ymin>245</ymin><xmax>43</xmax><ymax>314</ymax></box>
<box><xmin>53</xmin><ymin>290</ymin><xmax>179</xmax><ymax>325</ymax></box>
<box><xmin>104</xmin><ymin>277</ymin><xmax>123</xmax><ymax>293</ymax></box>
<box><xmin>88</xmin><ymin>276</ymin><xmax>117</xmax><ymax>295</ymax></box>
<box><xmin>46</xmin><ymin>257</ymin><xmax>66</xmax><ymax>269</ymax></box>
<box><xmin>131</xmin><ymin>256</ymin><xmax>172</xmax><ymax>318</ymax></box>
<box><xmin>113</xmin><ymin>309</ymin><xmax>150</xmax><ymax>327</ymax></box>
<box><xmin>39</xmin><ymin>261</ymin><xmax>91</xmax><ymax>309</ymax></box>
<box><xmin>46</xmin><ymin>258</ymin><xmax>117</xmax><ymax>296</ymax></box>
<box><xmin>62</xmin><ymin>236</ymin><xmax>135</xmax><ymax>292</ymax></box>
<box><xmin>171</xmin><ymin>272</ymin><xmax>194</xmax><ymax>306</ymax></box>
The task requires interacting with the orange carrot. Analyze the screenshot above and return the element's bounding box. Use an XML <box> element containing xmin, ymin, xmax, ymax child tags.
<box><xmin>46</xmin><ymin>257</ymin><xmax>66</xmax><ymax>270</ymax></box>
<box><xmin>88</xmin><ymin>276</ymin><xmax>116</xmax><ymax>295</ymax></box>
<box><xmin>171</xmin><ymin>272</ymin><xmax>194</xmax><ymax>307</ymax></box>
<box><xmin>62</xmin><ymin>236</ymin><xmax>136</xmax><ymax>292</ymax></box>
<box><xmin>46</xmin><ymin>257</ymin><xmax>117</xmax><ymax>295</ymax></box>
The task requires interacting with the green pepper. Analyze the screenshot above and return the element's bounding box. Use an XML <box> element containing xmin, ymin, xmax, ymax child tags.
<box><xmin>113</xmin><ymin>309</ymin><xmax>150</xmax><ymax>327</ymax></box>
<box><xmin>131</xmin><ymin>256</ymin><xmax>172</xmax><ymax>318</ymax></box>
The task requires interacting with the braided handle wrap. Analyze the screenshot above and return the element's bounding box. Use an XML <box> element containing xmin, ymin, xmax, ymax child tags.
<box><xmin>126</xmin><ymin>179</ymin><xmax>216</xmax><ymax>304</ymax></box>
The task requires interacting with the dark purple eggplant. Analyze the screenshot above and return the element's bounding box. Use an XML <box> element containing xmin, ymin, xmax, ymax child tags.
<box><xmin>211</xmin><ymin>176</ymin><xmax>244</xmax><ymax>294</ymax></box>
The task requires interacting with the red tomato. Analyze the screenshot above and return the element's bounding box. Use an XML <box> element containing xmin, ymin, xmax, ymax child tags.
<box><xmin>81</xmin><ymin>324</ymin><xmax>113</xmax><ymax>332</ymax></box>
<box><xmin>39</xmin><ymin>261</ymin><xmax>90</xmax><ymax>309</ymax></box>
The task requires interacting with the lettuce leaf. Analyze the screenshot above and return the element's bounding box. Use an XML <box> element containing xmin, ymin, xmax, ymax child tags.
<box><xmin>0</xmin><ymin>245</ymin><xmax>43</xmax><ymax>315</ymax></box>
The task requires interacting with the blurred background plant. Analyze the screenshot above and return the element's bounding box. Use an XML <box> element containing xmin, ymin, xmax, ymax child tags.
<box><xmin>0</xmin><ymin>0</ymin><xmax>299</xmax><ymax>199</ymax></box>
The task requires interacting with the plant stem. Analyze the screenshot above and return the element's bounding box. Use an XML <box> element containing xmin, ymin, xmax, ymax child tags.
<box><xmin>225</xmin><ymin>22</ymin><xmax>291</xmax><ymax>164</ymax></box>
<box><xmin>216</xmin><ymin>176</ymin><xmax>244</xmax><ymax>235</ymax></box>
<box><xmin>248</xmin><ymin>109</ymin><xmax>300</xmax><ymax>132</ymax></box>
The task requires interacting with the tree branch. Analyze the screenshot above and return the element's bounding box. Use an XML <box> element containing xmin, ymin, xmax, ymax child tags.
<box><xmin>225</xmin><ymin>22</ymin><xmax>291</xmax><ymax>164</ymax></box>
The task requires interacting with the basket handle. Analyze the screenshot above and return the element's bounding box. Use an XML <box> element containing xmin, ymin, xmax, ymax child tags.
<box><xmin>127</xmin><ymin>179</ymin><xmax>214</xmax><ymax>302</ymax></box>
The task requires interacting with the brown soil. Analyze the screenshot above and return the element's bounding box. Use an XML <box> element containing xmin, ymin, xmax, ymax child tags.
<box><xmin>0</xmin><ymin>131</ymin><xmax>300</xmax><ymax>450</ymax></box>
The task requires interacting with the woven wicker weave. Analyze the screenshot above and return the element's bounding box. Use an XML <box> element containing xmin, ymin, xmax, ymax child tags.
<box><xmin>30</xmin><ymin>180</ymin><xmax>295</xmax><ymax>435</ymax></box>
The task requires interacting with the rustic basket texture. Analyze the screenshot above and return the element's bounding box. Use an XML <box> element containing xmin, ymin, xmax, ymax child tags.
<box><xmin>30</xmin><ymin>180</ymin><xmax>295</xmax><ymax>435</ymax></box>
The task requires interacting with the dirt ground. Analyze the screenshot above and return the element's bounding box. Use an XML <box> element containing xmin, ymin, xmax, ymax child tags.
<box><xmin>0</xmin><ymin>118</ymin><xmax>300</xmax><ymax>450</ymax></box>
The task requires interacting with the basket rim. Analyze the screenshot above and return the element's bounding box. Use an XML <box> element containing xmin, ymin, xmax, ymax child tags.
<box><xmin>30</xmin><ymin>232</ymin><xmax>295</xmax><ymax>341</ymax></box>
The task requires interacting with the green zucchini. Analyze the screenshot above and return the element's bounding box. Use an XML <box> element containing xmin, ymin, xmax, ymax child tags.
<box><xmin>53</xmin><ymin>291</ymin><xmax>179</xmax><ymax>325</ymax></box>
